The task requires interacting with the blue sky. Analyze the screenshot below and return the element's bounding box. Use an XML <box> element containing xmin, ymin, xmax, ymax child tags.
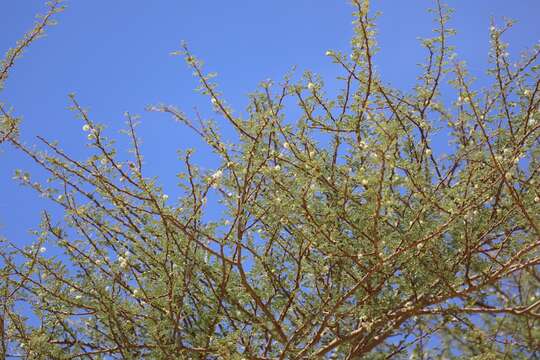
<box><xmin>1</xmin><ymin>0</ymin><xmax>539</xmax><ymax>246</ymax></box>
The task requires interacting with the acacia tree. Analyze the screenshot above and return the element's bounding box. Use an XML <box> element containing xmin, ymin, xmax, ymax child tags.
<box><xmin>1</xmin><ymin>1</ymin><xmax>539</xmax><ymax>359</ymax></box>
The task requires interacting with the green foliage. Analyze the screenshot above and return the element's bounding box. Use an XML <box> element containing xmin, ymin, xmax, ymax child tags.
<box><xmin>0</xmin><ymin>0</ymin><xmax>64</xmax><ymax>145</ymax></box>
<box><xmin>1</xmin><ymin>0</ymin><xmax>539</xmax><ymax>359</ymax></box>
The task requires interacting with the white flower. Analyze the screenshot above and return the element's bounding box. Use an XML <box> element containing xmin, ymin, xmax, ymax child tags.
<box><xmin>82</xmin><ymin>124</ymin><xmax>91</xmax><ymax>131</ymax></box>
<box><xmin>162</xmin><ymin>194</ymin><xmax>169</xmax><ymax>201</ymax></box>
<box><xmin>535</xmin><ymin>196</ymin><xmax>540</xmax><ymax>203</ymax></box>
<box><xmin>529</xmin><ymin>118</ymin><xmax>537</xmax><ymax>126</ymax></box>
<box><xmin>325</xmin><ymin>50</ymin><xmax>333</xmax><ymax>56</ymax></box>
<box><xmin>133</xmin><ymin>289</ymin><xmax>140</xmax><ymax>297</ymax></box>
<box><xmin>118</xmin><ymin>254</ymin><xmax>129</xmax><ymax>268</ymax></box>
<box><xmin>361</xmin><ymin>179</ymin><xmax>368</xmax><ymax>186</ymax></box>
<box><xmin>523</xmin><ymin>89</ymin><xmax>531</xmax><ymax>96</ymax></box>
<box><xmin>274</xmin><ymin>165</ymin><xmax>281</xmax><ymax>171</ymax></box>
<box><xmin>100</xmin><ymin>158</ymin><xmax>107</xmax><ymax>165</ymax></box>
<box><xmin>211</xmin><ymin>170</ymin><xmax>223</xmax><ymax>180</ymax></box>
<box><xmin>75</xmin><ymin>294</ymin><xmax>82</xmax><ymax>300</ymax></box>
<box><xmin>211</xmin><ymin>97</ymin><xmax>218</xmax><ymax>105</ymax></box>
<box><xmin>57</xmin><ymin>194</ymin><xmax>64</xmax><ymax>201</ymax></box>
<box><xmin>283</xmin><ymin>142</ymin><xmax>290</xmax><ymax>150</ymax></box>
<box><xmin>39</xmin><ymin>246</ymin><xmax>46</xmax><ymax>253</ymax></box>
<box><xmin>307</xmin><ymin>82</ymin><xmax>315</xmax><ymax>90</ymax></box>
<box><xmin>425</xmin><ymin>148</ymin><xmax>432</xmax><ymax>155</ymax></box>
<box><xmin>489</xmin><ymin>25</ymin><xmax>496</xmax><ymax>32</ymax></box>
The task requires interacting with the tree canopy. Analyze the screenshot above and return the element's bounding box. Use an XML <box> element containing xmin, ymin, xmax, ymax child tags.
<box><xmin>1</xmin><ymin>1</ymin><xmax>539</xmax><ymax>359</ymax></box>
